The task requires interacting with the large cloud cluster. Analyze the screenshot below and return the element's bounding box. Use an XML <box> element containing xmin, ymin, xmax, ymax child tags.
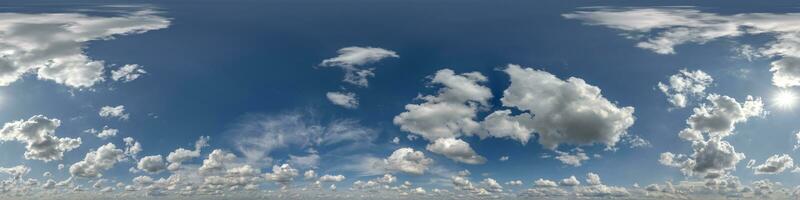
<box><xmin>0</xmin><ymin>115</ymin><xmax>81</xmax><ymax>162</ymax></box>
<box><xmin>0</xmin><ymin>9</ymin><xmax>168</xmax><ymax>88</ymax></box>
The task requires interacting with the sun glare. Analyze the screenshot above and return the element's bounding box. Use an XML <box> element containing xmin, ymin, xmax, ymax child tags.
<box><xmin>775</xmin><ymin>90</ymin><xmax>797</xmax><ymax>109</ymax></box>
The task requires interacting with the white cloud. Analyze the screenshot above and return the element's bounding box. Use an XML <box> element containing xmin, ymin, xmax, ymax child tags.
<box><xmin>585</xmin><ymin>172</ymin><xmax>602</xmax><ymax>186</ymax></box>
<box><xmin>499</xmin><ymin>156</ymin><xmax>509</xmax><ymax>161</ymax></box>
<box><xmin>505</xmin><ymin>180</ymin><xmax>523</xmax><ymax>186</ymax></box>
<box><xmin>288</xmin><ymin>154</ymin><xmax>320</xmax><ymax>169</ymax></box>
<box><xmin>559</xmin><ymin>175</ymin><xmax>581</xmax><ymax>186</ymax></box>
<box><xmin>425</xmin><ymin>138</ymin><xmax>486</xmax><ymax>165</ymax></box>
<box><xmin>564</xmin><ymin>8</ymin><xmax>800</xmax><ymax>88</ymax></box>
<box><xmin>679</xmin><ymin>94</ymin><xmax>764</xmax><ymax>141</ymax></box>
<box><xmin>85</xmin><ymin>126</ymin><xmax>118</xmax><ymax>139</ymax></box>
<box><xmin>0</xmin><ymin>165</ymin><xmax>30</xmax><ymax>180</ymax></box>
<box><xmin>137</xmin><ymin>155</ymin><xmax>167</xmax><ymax>173</ymax></box>
<box><xmin>534</xmin><ymin>178</ymin><xmax>558</xmax><ymax>187</ymax></box>
<box><xmin>111</xmin><ymin>64</ymin><xmax>147</xmax><ymax>82</ymax></box>
<box><xmin>0</xmin><ymin>115</ymin><xmax>81</xmax><ymax>162</ymax></box>
<box><xmin>69</xmin><ymin>143</ymin><xmax>126</xmax><ymax>178</ymax></box>
<box><xmin>394</xmin><ymin>69</ymin><xmax>491</xmax><ymax>141</ymax></box>
<box><xmin>690</xmin><ymin>137</ymin><xmax>746</xmax><ymax>175</ymax></box>
<box><xmin>326</xmin><ymin>91</ymin><xmax>358</xmax><ymax>109</ymax></box>
<box><xmin>304</xmin><ymin>170</ymin><xmax>317</xmax><ymax>180</ymax></box>
<box><xmin>383</xmin><ymin>148</ymin><xmax>433</xmax><ymax>175</ymax></box>
<box><xmin>0</xmin><ymin>9</ymin><xmax>168</xmax><ymax>88</ymax></box>
<box><xmin>264</xmin><ymin>163</ymin><xmax>299</xmax><ymax>185</ymax></box>
<box><xmin>481</xmin><ymin>178</ymin><xmax>503</xmax><ymax>193</ymax></box>
<box><xmin>230</xmin><ymin>112</ymin><xmax>376</xmax><ymax>166</ymax></box>
<box><xmin>198</xmin><ymin>149</ymin><xmax>236</xmax><ymax>175</ymax></box>
<box><xmin>166</xmin><ymin>136</ymin><xmax>209</xmax><ymax>171</ymax></box>
<box><xmin>658</xmin><ymin>69</ymin><xmax>713</xmax><ymax>108</ymax></box>
<box><xmin>99</xmin><ymin>105</ymin><xmax>130</xmax><ymax>120</ymax></box>
<box><xmin>319</xmin><ymin>174</ymin><xmax>346</xmax><ymax>182</ymax></box>
<box><xmin>754</xmin><ymin>154</ymin><xmax>794</xmax><ymax>174</ymax></box>
<box><xmin>554</xmin><ymin>150</ymin><xmax>590</xmax><ymax>167</ymax></box>
<box><xmin>319</xmin><ymin>46</ymin><xmax>398</xmax><ymax>87</ymax></box>
<box><xmin>499</xmin><ymin>64</ymin><xmax>635</xmax><ymax>149</ymax></box>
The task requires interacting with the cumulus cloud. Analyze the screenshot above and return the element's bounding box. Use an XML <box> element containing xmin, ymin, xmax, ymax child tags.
<box><xmin>498</xmin><ymin>64</ymin><xmax>635</xmax><ymax>149</ymax></box>
<box><xmin>319</xmin><ymin>46</ymin><xmax>398</xmax><ymax>87</ymax></box>
<box><xmin>69</xmin><ymin>143</ymin><xmax>126</xmax><ymax>178</ymax></box>
<box><xmin>679</xmin><ymin>94</ymin><xmax>764</xmax><ymax>141</ymax></box>
<box><xmin>394</xmin><ymin>69</ymin><xmax>491</xmax><ymax>141</ymax></box>
<box><xmin>753</xmin><ymin>154</ymin><xmax>794</xmax><ymax>174</ymax></box>
<box><xmin>0</xmin><ymin>115</ymin><xmax>81</xmax><ymax>162</ymax></box>
<box><xmin>481</xmin><ymin>178</ymin><xmax>503</xmax><ymax>193</ymax></box>
<box><xmin>166</xmin><ymin>136</ymin><xmax>209</xmax><ymax>171</ymax></box>
<box><xmin>560</xmin><ymin>176</ymin><xmax>581</xmax><ymax>186</ymax></box>
<box><xmin>658</xmin><ymin>69</ymin><xmax>713</xmax><ymax>108</ymax></box>
<box><xmin>535</xmin><ymin>178</ymin><xmax>559</xmax><ymax>187</ymax></box>
<box><xmin>383</xmin><ymin>148</ymin><xmax>433</xmax><ymax>175</ymax></box>
<box><xmin>99</xmin><ymin>105</ymin><xmax>129</xmax><ymax>120</ymax></box>
<box><xmin>0</xmin><ymin>165</ymin><xmax>30</xmax><ymax>180</ymax></box>
<box><xmin>318</xmin><ymin>174</ymin><xmax>346</xmax><ymax>182</ymax></box>
<box><xmin>0</xmin><ymin>9</ymin><xmax>168</xmax><ymax>88</ymax></box>
<box><xmin>585</xmin><ymin>172</ymin><xmax>602</xmax><ymax>186</ymax></box>
<box><xmin>111</xmin><ymin>64</ymin><xmax>147</xmax><ymax>82</ymax></box>
<box><xmin>425</xmin><ymin>138</ymin><xmax>486</xmax><ymax>165</ymax></box>
<box><xmin>564</xmin><ymin>8</ymin><xmax>800</xmax><ymax>88</ymax></box>
<box><xmin>554</xmin><ymin>150</ymin><xmax>590</xmax><ymax>167</ymax></box>
<box><xmin>137</xmin><ymin>155</ymin><xmax>167</xmax><ymax>173</ymax></box>
<box><xmin>198</xmin><ymin>149</ymin><xmax>236</xmax><ymax>175</ymax></box>
<box><xmin>264</xmin><ymin>164</ymin><xmax>299</xmax><ymax>185</ymax></box>
<box><xmin>326</xmin><ymin>91</ymin><xmax>358</xmax><ymax>109</ymax></box>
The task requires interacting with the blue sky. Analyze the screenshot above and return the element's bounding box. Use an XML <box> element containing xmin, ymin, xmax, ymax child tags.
<box><xmin>2</xmin><ymin>0</ymin><xmax>800</xmax><ymax>199</ymax></box>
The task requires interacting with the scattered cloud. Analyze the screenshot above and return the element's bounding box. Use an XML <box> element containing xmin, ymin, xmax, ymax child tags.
<box><xmin>99</xmin><ymin>105</ymin><xmax>130</xmax><ymax>120</ymax></box>
<box><xmin>320</xmin><ymin>46</ymin><xmax>398</xmax><ymax>87</ymax></box>
<box><xmin>326</xmin><ymin>91</ymin><xmax>358</xmax><ymax>109</ymax></box>
<box><xmin>111</xmin><ymin>64</ymin><xmax>147</xmax><ymax>82</ymax></box>
<box><xmin>658</xmin><ymin>69</ymin><xmax>713</xmax><ymax>108</ymax></box>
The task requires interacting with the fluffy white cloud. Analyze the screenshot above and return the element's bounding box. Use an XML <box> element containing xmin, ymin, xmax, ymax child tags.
<box><xmin>754</xmin><ymin>154</ymin><xmax>794</xmax><ymax>174</ymax></box>
<box><xmin>585</xmin><ymin>173</ymin><xmax>602</xmax><ymax>186</ymax></box>
<box><xmin>137</xmin><ymin>155</ymin><xmax>167</xmax><ymax>173</ymax></box>
<box><xmin>264</xmin><ymin>164</ymin><xmax>299</xmax><ymax>185</ymax></box>
<box><xmin>0</xmin><ymin>115</ymin><xmax>81</xmax><ymax>162</ymax></box>
<box><xmin>0</xmin><ymin>9</ymin><xmax>168</xmax><ymax>88</ymax></box>
<box><xmin>394</xmin><ymin>69</ymin><xmax>491</xmax><ymax>141</ymax></box>
<box><xmin>319</xmin><ymin>174</ymin><xmax>346</xmax><ymax>182</ymax></box>
<box><xmin>0</xmin><ymin>165</ymin><xmax>30</xmax><ymax>180</ymax></box>
<box><xmin>679</xmin><ymin>94</ymin><xmax>764</xmax><ymax>141</ymax></box>
<box><xmin>111</xmin><ymin>64</ymin><xmax>147</xmax><ymax>82</ymax></box>
<box><xmin>319</xmin><ymin>46</ymin><xmax>398</xmax><ymax>87</ymax></box>
<box><xmin>304</xmin><ymin>170</ymin><xmax>317</xmax><ymax>180</ymax></box>
<box><xmin>165</xmin><ymin>136</ymin><xmax>208</xmax><ymax>171</ymax></box>
<box><xmin>499</xmin><ymin>64</ymin><xmax>635</xmax><ymax>149</ymax></box>
<box><xmin>534</xmin><ymin>178</ymin><xmax>559</xmax><ymax>187</ymax></box>
<box><xmin>425</xmin><ymin>138</ymin><xmax>486</xmax><ymax>165</ymax></box>
<box><xmin>564</xmin><ymin>8</ymin><xmax>800</xmax><ymax>88</ymax></box>
<box><xmin>69</xmin><ymin>143</ymin><xmax>126</xmax><ymax>178</ymax></box>
<box><xmin>481</xmin><ymin>178</ymin><xmax>503</xmax><ymax>193</ymax></box>
<box><xmin>554</xmin><ymin>150</ymin><xmax>590</xmax><ymax>167</ymax></box>
<box><xmin>326</xmin><ymin>91</ymin><xmax>358</xmax><ymax>109</ymax></box>
<box><xmin>99</xmin><ymin>105</ymin><xmax>130</xmax><ymax>120</ymax></box>
<box><xmin>658</xmin><ymin>69</ymin><xmax>713</xmax><ymax>108</ymax></box>
<box><xmin>383</xmin><ymin>148</ymin><xmax>433</xmax><ymax>175</ymax></box>
<box><xmin>559</xmin><ymin>176</ymin><xmax>581</xmax><ymax>186</ymax></box>
<box><xmin>198</xmin><ymin>149</ymin><xmax>236</xmax><ymax>175</ymax></box>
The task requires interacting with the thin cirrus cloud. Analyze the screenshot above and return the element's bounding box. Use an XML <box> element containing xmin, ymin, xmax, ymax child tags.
<box><xmin>564</xmin><ymin>7</ymin><xmax>800</xmax><ymax>88</ymax></box>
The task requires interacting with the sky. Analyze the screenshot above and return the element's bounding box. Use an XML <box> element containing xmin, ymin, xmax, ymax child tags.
<box><xmin>2</xmin><ymin>0</ymin><xmax>800</xmax><ymax>199</ymax></box>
